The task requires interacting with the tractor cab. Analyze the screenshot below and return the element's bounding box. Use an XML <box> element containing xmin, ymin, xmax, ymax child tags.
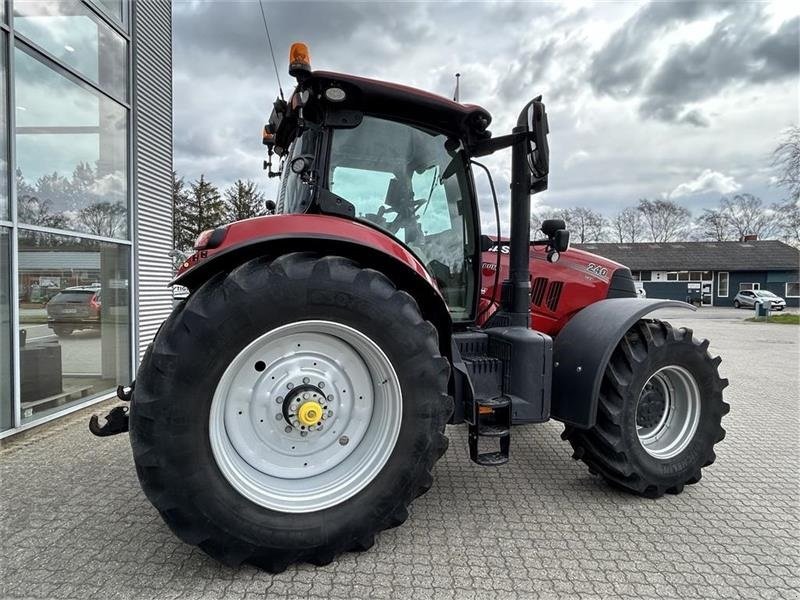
<box><xmin>262</xmin><ymin>44</ymin><xmax>553</xmax><ymax>323</ymax></box>
<box><xmin>272</xmin><ymin>95</ymin><xmax>480</xmax><ymax>319</ymax></box>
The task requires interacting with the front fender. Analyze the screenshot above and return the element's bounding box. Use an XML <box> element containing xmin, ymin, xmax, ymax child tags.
<box><xmin>550</xmin><ymin>298</ymin><xmax>696</xmax><ymax>428</ymax></box>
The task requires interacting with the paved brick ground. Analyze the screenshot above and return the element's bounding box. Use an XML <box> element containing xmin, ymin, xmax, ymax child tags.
<box><xmin>1</xmin><ymin>308</ymin><xmax>798</xmax><ymax>599</ymax></box>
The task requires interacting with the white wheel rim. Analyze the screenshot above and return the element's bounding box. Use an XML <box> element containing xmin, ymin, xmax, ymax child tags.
<box><xmin>209</xmin><ymin>320</ymin><xmax>402</xmax><ymax>513</ymax></box>
<box><xmin>636</xmin><ymin>365</ymin><xmax>701</xmax><ymax>460</ymax></box>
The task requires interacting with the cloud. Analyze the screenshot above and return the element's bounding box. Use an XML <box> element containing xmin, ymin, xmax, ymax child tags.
<box><xmin>564</xmin><ymin>150</ymin><xmax>589</xmax><ymax>169</ymax></box>
<box><xmin>670</xmin><ymin>170</ymin><xmax>742</xmax><ymax>198</ymax></box>
<box><xmin>171</xmin><ymin>1</ymin><xmax>798</xmax><ymax>222</ymax></box>
<box><xmin>590</xmin><ymin>3</ymin><xmax>799</xmax><ymax>126</ymax></box>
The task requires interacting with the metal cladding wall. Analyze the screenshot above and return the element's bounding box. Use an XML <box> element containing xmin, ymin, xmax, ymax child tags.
<box><xmin>132</xmin><ymin>0</ymin><xmax>173</xmax><ymax>360</ymax></box>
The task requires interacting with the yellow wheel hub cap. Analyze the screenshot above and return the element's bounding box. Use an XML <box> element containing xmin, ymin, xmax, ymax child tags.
<box><xmin>297</xmin><ymin>401</ymin><xmax>323</xmax><ymax>427</ymax></box>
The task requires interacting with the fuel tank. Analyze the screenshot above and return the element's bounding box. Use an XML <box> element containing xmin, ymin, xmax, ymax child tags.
<box><xmin>478</xmin><ymin>241</ymin><xmax>636</xmax><ymax>335</ymax></box>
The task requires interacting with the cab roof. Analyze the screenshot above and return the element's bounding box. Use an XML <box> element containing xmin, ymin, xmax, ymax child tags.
<box><xmin>306</xmin><ymin>70</ymin><xmax>493</xmax><ymax>141</ymax></box>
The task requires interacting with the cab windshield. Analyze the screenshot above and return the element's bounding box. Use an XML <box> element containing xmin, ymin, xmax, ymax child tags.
<box><xmin>326</xmin><ymin>116</ymin><xmax>476</xmax><ymax>319</ymax></box>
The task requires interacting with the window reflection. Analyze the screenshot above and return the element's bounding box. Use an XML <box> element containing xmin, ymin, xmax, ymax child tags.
<box><xmin>15</xmin><ymin>46</ymin><xmax>128</xmax><ymax>239</ymax></box>
<box><xmin>17</xmin><ymin>230</ymin><xmax>130</xmax><ymax>423</ymax></box>
<box><xmin>0</xmin><ymin>228</ymin><xmax>12</xmax><ymax>431</ymax></box>
<box><xmin>93</xmin><ymin>0</ymin><xmax>123</xmax><ymax>24</ymax></box>
<box><xmin>0</xmin><ymin>36</ymin><xmax>7</xmax><ymax>220</ymax></box>
<box><xmin>14</xmin><ymin>0</ymin><xmax>127</xmax><ymax>99</ymax></box>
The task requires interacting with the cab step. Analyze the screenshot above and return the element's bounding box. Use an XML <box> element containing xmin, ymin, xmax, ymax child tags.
<box><xmin>468</xmin><ymin>396</ymin><xmax>511</xmax><ymax>466</ymax></box>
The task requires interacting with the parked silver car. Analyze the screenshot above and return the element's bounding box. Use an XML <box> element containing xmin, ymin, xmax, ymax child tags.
<box><xmin>733</xmin><ymin>289</ymin><xmax>786</xmax><ymax>310</ymax></box>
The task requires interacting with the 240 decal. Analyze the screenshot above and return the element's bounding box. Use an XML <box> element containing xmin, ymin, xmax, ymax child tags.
<box><xmin>586</xmin><ymin>263</ymin><xmax>609</xmax><ymax>277</ymax></box>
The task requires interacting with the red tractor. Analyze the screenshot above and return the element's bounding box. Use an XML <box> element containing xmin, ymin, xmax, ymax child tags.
<box><xmin>94</xmin><ymin>44</ymin><xmax>728</xmax><ymax>572</ymax></box>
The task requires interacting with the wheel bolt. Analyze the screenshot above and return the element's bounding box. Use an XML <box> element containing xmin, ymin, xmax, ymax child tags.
<box><xmin>286</xmin><ymin>382</ymin><xmax>294</xmax><ymax>390</ymax></box>
<box><xmin>275</xmin><ymin>396</ymin><xmax>283</xmax><ymax>404</ymax></box>
<box><xmin>275</xmin><ymin>413</ymin><xmax>282</xmax><ymax>420</ymax></box>
<box><xmin>327</xmin><ymin>394</ymin><xmax>334</xmax><ymax>402</ymax></box>
<box><xmin>339</xmin><ymin>435</ymin><xmax>349</xmax><ymax>446</ymax></box>
<box><xmin>301</xmin><ymin>430</ymin><xmax>308</xmax><ymax>437</ymax></box>
<box><xmin>302</xmin><ymin>377</ymin><xmax>310</xmax><ymax>384</ymax></box>
<box><xmin>318</xmin><ymin>382</ymin><xmax>325</xmax><ymax>388</ymax></box>
<box><xmin>284</xmin><ymin>425</ymin><xmax>292</xmax><ymax>433</ymax></box>
<box><xmin>327</xmin><ymin>410</ymin><xmax>333</xmax><ymax>417</ymax></box>
<box><xmin>302</xmin><ymin>392</ymin><xmax>310</xmax><ymax>400</ymax></box>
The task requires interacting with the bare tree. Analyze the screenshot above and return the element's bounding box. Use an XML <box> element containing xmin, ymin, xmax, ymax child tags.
<box><xmin>637</xmin><ymin>198</ymin><xmax>691</xmax><ymax>242</ymax></box>
<box><xmin>773</xmin><ymin>125</ymin><xmax>800</xmax><ymax>202</ymax></box>
<box><xmin>775</xmin><ymin>200</ymin><xmax>800</xmax><ymax>247</ymax></box>
<box><xmin>719</xmin><ymin>193</ymin><xmax>780</xmax><ymax>240</ymax></box>
<box><xmin>609</xmin><ymin>207</ymin><xmax>643</xmax><ymax>243</ymax></box>
<box><xmin>695</xmin><ymin>208</ymin><xmax>733</xmax><ymax>241</ymax></box>
<box><xmin>556</xmin><ymin>207</ymin><xmax>605</xmax><ymax>243</ymax></box>
<box><xmin>77</xmin><ymin>201</ymin><xmax>127</xmax><ymax>238</ymax></box>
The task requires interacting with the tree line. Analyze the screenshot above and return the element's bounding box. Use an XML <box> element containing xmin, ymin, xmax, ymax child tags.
<box><xmin>172</xmin><ymin>172</ymin><xmax>271</xmax><ymax>251</ymax></box>
<box><xmin>535</xmin><ymin>194</ymin><xmax>799</xmax><ymax>245</ymax></box>
<box><xmin>171</xmin><ymin>126</ymin><xmax>800</xmax><ymax>251</ymax></box>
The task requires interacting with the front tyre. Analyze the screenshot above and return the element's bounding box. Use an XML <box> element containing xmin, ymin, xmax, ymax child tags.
<box><xmin>563</xmin><ymin>320</ymin><xmax>729</xmax><ymax>498</ymax></box>
<box><xmin>130</xmin><ymin>253</ymin><xmax>452</xmax><ymax>571</ymax></box>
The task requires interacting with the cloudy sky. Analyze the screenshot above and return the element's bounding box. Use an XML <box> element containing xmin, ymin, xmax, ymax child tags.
<box><xmin>172</xmin><ymin>1</ymin><xmax>798</xmax><ymax>224</ymax></box>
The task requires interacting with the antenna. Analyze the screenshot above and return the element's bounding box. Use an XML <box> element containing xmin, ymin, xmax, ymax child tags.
<box><xmin>258</xmin><ymin>0</ymin><xmax>285</xmax><ymax>101</ymax></box>
<box><xmin>453</xmin><ymin>73</ymin><xmax>461</xmax><ymax>102</ymax></box>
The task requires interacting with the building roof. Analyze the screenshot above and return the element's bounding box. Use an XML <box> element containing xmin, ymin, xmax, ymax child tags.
<box><xmin>574</xmin><ymin>240</ymin><xmax>800</xmax><ymax>272</ymax></box>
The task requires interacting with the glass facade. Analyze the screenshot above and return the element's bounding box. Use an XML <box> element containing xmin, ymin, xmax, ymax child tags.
<box><xmin>17</xmin><ymin>231</ymin><xmax>130</xmax><ymax>422</ymax></box>
<box><xmin>1</xmin><ymin>34</ymin><xmax>7</xmax><ymax>219</ymax></box>
<box><xmin>15</xmin><ymin>45</ymin><xmax>128</xmax><ymax>238</ymax></box>
<box><xmin>1</xmin><ymin>0</ymin><xmax>131</xmax><ymax>434</ymax></box>
<box><xmin>1</xmin><ymin>228</ymin><xmax>12</xmax><ymax>431</ymax></box>
<box><xmin>14</xmin><ymin>1</ymin><xmax>127</xmax><ymax>100</ymax></box>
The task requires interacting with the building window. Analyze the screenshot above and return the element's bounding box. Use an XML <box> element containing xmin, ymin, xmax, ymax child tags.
<box><xmin>90</xmin><ymin>0</ymin><xmax>125</xmax><ymax>25</ymax></box>
<box><xmin>1</xmin><ymin>228</ymin><xmax>12</xmax><ymax>432</ymax></box>
<box><xmin>14</xmin><ymin>45</ymin><xmax>129</xmax><ymax>239</ymax></box>
<box><xmin>739</xmin><ymin>282</ymin><xmax>760</xmax><ymax>291</ymax></box>
<box><xmin>1</xmin><ymin>0</ymin><xmax>141</xmax><ymax>438</ymax></box>
<box><xmin>787</xmin><ymin>282</ymin><xmax>800</xmax><ymax>298</ymax></box>
<box><xmin>718</xmin><ymin>272</ymin><xmax>729</xmax><ymax>297</ymax></box>
<box><xmin>14</xmin><ymin>0</ymin><xmax>128</xmax><ymax>100</ymax></box>
<box><xmin>17</xmin><ymin>230</ymin><xmax>130</xmax><ymax>423</ymax></box>
<box><xmin>0</xmin><ymin>35</ymin><xmax>7</xmax><ymax>220</ymax></box>
<box><xmin>664</xmin><ymin>270</ymin><xmax>713</xmax><ymax>282</ymax></box>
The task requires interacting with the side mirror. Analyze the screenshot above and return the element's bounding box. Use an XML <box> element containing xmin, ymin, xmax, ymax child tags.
<box><xmin>553</xmin><ymin>229</ymin><xmax>570</xmax><ymax>253</ymax></box>
<box><xmin>265</xmin><ymin>200</ymin><xmax>276</xmax><ymax>215</ymax></box>
<box><xmin>526</xmin><ymin>97</ymin><xmax>550</xmax><ymax>191</ymax></box>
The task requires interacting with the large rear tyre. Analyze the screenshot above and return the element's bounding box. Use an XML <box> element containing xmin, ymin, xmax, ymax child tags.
<box><xmin>562</xmin><ymin>320</ymin><xmax>729</xmax><ymax>498</ymax></box>
<box><xmin>130</xmin><ymin>253</ymin><xmax>452</xmax><ymax>571</ymax></box>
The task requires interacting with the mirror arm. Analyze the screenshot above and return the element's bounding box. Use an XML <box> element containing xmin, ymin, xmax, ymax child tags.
<box><xmin>469</xmin><ymin>131</ymin><xmax>534</xmax><ymax>158</ymax></box>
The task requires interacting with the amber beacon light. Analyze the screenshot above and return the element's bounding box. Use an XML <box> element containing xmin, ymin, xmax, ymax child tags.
<box><xmin>289</xmin><ymin>42</ymin><xmax>311</xmax><ymax>77</ymax></box>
